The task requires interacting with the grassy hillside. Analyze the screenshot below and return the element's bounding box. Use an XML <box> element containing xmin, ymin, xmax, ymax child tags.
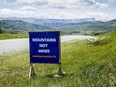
<box><xmin>58</xmin><ymin>21</ymin><xmax>116</xmax><ymax>35</ymax></box>
<box><xmin>0</xmin><ymin>33</ymin><xmax>28</xmax><ymax>40</ymax></box>
<box><xmin>0</xmin><ymin>20</ymin><xmax>51</xmax><ymax>33</ymax></box>
<box><xmin>0</xmin><ymin>32</ymin><xmax>116</xmax><ymax>87</ymax></box>
<box><xmin>0</xmin><ymin>19</ymin><xmax>116</xmax><ymax>35</ymax></box>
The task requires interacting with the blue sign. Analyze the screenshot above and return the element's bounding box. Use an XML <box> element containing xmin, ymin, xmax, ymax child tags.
<box><xmin>29</xmin><ymin>31</ymin><xmax>60</xmax><ymax>64</ymax></box>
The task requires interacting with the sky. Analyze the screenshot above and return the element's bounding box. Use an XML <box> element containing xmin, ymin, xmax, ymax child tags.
<box><xmin>0</xmin><ymin>0</ymin><xmax>116</xmax><ymax>21</ymax></box>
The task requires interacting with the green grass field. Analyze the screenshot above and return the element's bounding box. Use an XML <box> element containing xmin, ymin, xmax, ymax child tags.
<box><xmin>0</xmin><ymin>33</ymin><xmax>28</xmax><ymax>40</ymax></box>
<box><xmin>0</xmin><ymin>32</ymin><xmax>116</xmax><ymax>87</ymax></box>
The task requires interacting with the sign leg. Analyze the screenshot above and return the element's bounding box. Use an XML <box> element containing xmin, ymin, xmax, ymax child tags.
<box><xmin>29</xmin><ymin>63</ymin><xmax>35</xmax><ymax>79</ymax></box>
<box><xmin>58</xmin><ymin>63</ymin><xmax>64</xmax><ymax>76</ymax></box>
<box><xmin>54</xmin><ymin>63</ymin><xmax>65</xmax><ymax>77</ymax></box>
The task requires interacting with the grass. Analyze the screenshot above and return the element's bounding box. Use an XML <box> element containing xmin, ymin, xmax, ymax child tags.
<box><xmin>112</xmin><ymin>23</ymin><xmax>116</xmax><ymax>27</ymax></box>
<box><xmin>0</xmin><ymin>33</ymin><xmax>28</xmax><ymax>40</ymax></box>
<box><xmin>0</xmin><ymin>32</ymin><xmax>116</xmax><ymax>87</ymax></box>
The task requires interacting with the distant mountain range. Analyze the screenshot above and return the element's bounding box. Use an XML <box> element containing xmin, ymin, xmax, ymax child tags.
<box><xmin>0</xmin><ymin>17</ymin><xmax>96</xmax><ymax>24</ymax></box>
<box><xmin>0</xmin><ymin>17</ymin><xmax>116</xmax><ymax>35</ymax></box>
<box><xmin>0</xmin><ymin>20</ymin><xmax>51</xmax><ymax>33</ymax></box>
<box><xmin>0</xmin><ymin>17</ymin><xmax>96</xmax><ymax>28</ymax></box>
<box><xmin>57</xmin><ymin>19</ymin><xmax>116</xmax><ymax>35</ymax></box>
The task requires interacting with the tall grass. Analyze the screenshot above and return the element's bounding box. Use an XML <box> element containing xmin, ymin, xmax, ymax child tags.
<box><xmin>0</xmin><ymin>33</ymin><xmax>28</xmax><ymax>40</ymax></box>
<box><xmin>90</xmin><ymin>31</ymin><xmax>116</xmax><ymax>45</ymax></box>
<box><xmin>0</xmin><ymin>32</ymin><xmax>116</xmax><ymax>87</ymax></box>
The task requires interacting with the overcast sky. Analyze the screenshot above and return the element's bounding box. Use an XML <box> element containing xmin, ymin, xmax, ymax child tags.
<box><xmin>0</xmin><ymin>0</ymin><xmax>116</xmax><ymax>21</ymax></box>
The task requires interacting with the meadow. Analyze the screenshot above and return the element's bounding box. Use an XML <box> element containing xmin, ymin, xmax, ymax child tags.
<box><xmin>0</xmin><ymin>33</ymin><xmax>28</xmax><ymax>40</ymax></box>
<box><xmin>0</xmin><ymin>32</ymin><xmax>116</xmax><ymax>87</ymax></box>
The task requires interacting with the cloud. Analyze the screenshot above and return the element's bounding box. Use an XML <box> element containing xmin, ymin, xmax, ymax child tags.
<box><xmin>16</xmin><ymin>0</ymin><xmax>108</xmax><ymax>9</ymax></box>
<box><xmin>0</xmin><ymin>0</ymin><xmax>7</xmax><ymax>5</ymax></box>
<box><xmin>0</xmin><ymin>8</ymin><xmax>112</xmax><ymax>21</ymax></box>
<box><xmin>0</xmin><ymin>8</ymin><xmax>42</xmax><ymax>18</ymax></box>
<box><xmin>17</xmin><ymin>0</ymin><xmax>47</xmax><ymax>5</ymax></box>
<box><xmin>109</xmin><ymin>0</ymin><xmax>116</xmax><ymax>3</ymax></box>
<box><xmin>84</xmin><ymin>12</ymin><xmax>109</xmax><ymax>21</ymax></box>
<box><xmin>95</xmin><ymin>2</ymin><xmax>108</xmax><ymax>9</ymax></box>
<box><xmin>0</xmin><ymin>0</ymin><xmax>17</xmax><ymax>6</ymax></box>
<box><xmin>67</xmin><ymin>0</ymin><xmax>108</xmax><ymax>9</ymax></box>
<box><xmin>20</xmin><ymin>6</ymin><xmax>37</xmax><ymax>11</ymax></box>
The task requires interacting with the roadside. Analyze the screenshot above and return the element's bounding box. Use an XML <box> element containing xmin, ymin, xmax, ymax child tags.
<box><xmin>0</xmin><ymin>32</ymin><xmax>115</xmax><ymax>87</ymax></box>
<box><xmin>0</xmin><ymin>35</ymin><xmax>96</xmax><ymax>54</ymax></box>
<box><xmin>0</xmin><ymin>33</ymin><xmax>28</xmax><ymax>40</ymax></box>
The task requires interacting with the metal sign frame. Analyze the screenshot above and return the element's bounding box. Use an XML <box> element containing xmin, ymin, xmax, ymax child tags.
<box><xmin>29</xmin><ymin>31</ymin><xmax>63</xmax><ymax>78</ymax></box>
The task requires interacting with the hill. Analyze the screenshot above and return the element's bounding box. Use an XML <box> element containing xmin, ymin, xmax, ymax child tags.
<box><xmin>0</xmin><ymin>32</ymin><xmax>116</xmax><ymax>87</ymax></box>
<box><xmin>57</xmin><ymin>20</ymin><xmax>116</xmax><ymax>35</ymax></box>
<box><xmin>0</xmin><ymin>18</ymin><xmax>116</xmax><ymax>35</ymax></box>
<box><xmin>0</xmin><ymin>17</ymin><xmax>96</xmax><ymax>30</ymax></box>
<box><xmin>0</xmin><ymin>20</ymin><xmax>51</xmax><ymax>33</ymax></box>
<box><xmin>107</xmin><ymin>19</ymin><xmax>116</xmax><ymax>27</ymax></box>
<box><xmin>0</xmin><ymin>17</ymin><xmax>96</xmax><ymax>24</ymax></box>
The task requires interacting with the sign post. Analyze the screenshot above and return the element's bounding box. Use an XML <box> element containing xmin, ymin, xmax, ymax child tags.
<box><xmin>29</xmin><ymin>63</ymin><xmax>35</xmax><ymax>79</ymax></box>
<box><xmin>29</xmin><ymin>31</ymin><xmax>63</xmax><ymax>78</ymax></box>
